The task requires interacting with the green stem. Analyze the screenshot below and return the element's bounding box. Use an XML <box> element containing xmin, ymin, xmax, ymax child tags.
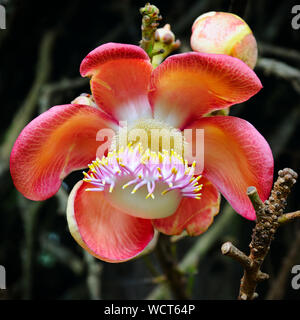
<box><xmin>139</xmin><ymin>3</ymin><xmax>161</xmax><ymax>59</ymax></box>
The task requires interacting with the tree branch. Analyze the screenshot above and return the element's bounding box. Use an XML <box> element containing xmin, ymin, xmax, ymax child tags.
<box><xmin>258</xmin><ymin>42</ymin><xmax>300</xmax><ymax>64</ymax></box>
<box><xmin>221</xmin><ymin>168</ymin><xmax>299</xmax><ymax>300</ymax></box>
<box><xmin>256</xmin><ymin>57</ymin><xmax>300</xmax><ymax>94</ymax></box>
<box><xmin>221</xmin><ymin>242</ymin><xmax>252</xmax><ymax>271</ymax></box>
<box><xmin>0</xmin><ymin>30</ymin><xmax>57</xmax><ymax>174</ymax></box>
<box><xmin>278</xmin><ymin>211</ymin><xmax>300</xmax><ymax>225</ymax></box>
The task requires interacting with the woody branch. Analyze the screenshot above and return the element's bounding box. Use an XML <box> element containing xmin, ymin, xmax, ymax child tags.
<box><xmin>221</xmin><ymin>168</ymin><xmax>298</xmax><ymax>300</ymax></box>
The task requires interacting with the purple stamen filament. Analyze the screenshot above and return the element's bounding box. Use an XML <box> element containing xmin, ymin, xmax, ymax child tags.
<box><xmin>83</xmin><ymin>144</ymin><xmax>203</xmax><ymax>200</ymax></box>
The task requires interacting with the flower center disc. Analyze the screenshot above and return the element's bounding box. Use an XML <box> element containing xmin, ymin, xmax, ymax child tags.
<box><xmin>83</xmin><ymin>145</ymin><xmax>202</xmax><ymax>220</ymax></box>
<box><xmin>104</xmin><ymin>176</ymin><xmax>182</xmax><ymax>219</ymax></box>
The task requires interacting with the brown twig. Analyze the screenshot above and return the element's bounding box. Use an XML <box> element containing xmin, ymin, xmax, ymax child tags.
<box><xmin>221</xmin><ymin>242</ymin><xmax>252</xmax><ymax>270</ymax></box>
<box><xmin>221</xmin><ymin>168</ymin><xmax>299</xmax><ymax>300</ymax></box>
<box><xmin>278</xmin><ymin>211</ymin><xmax>300</xmax><ymax>225</ymax></box>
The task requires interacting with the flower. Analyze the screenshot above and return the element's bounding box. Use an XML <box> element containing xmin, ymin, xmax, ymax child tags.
<box><xmin>10</xmin><ymin>42</ymin><xmax>273</xmax><ymax>262</ymax></box>
<box><xmin>191</xmin><ymin>12</ymin><xmax>258</xmax><ymax>69</ymax></box>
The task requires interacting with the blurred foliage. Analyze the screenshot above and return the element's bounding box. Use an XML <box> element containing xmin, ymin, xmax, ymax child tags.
<box><xmin>0</xmin><ymin>0</ymin><xmax>299</xmax><ymax>300</ymax></box>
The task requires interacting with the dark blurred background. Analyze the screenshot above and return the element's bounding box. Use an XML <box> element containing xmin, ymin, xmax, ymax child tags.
<box><xmin>0</xmin><ymin>0</ymin><xmax>299</xmax><ymax>300</ymax></box>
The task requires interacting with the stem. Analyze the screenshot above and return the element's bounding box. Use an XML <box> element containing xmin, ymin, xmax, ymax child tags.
<box><xmin>139</xmin><ymin>3</ymin><xmax>161</xmax><ymax>58</ymax></box>
<box><xmin>278</xmin><ymin>211</ymin><xmax>300</xmax><ymax>225</ymax></box>
<box><xmin>155</xmin><ymin>233</ymin><xmax>189</xmax><ymax>300</ymax></box>
<box><xmin>147</xmin><ymin>204</ymin><xmax>235</xmax><ymax>299</ymax></box>
<box><xmin>247</xmin><ymin>186</ymin><xmax>265</xmax><ymax>221</ymax></box>
<box><xmin>221</xmin><ymin>242</ymin><xmax>252</xmax><ymax>270</ymax></box>
<box><xmin>84</xmin><ymin>251</ymin><xmax>102</xmax><ymax>300</ymax></box>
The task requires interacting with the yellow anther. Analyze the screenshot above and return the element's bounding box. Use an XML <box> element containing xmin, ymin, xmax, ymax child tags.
<box><xmin>146</xmin><ymin>193</ymin><xmax>155</xmax><ymax>199</ymax></box>
<box><xmin>122</xmin><ymin>183</ymin><xmax>129</xmax><ymax>189</ymax></box>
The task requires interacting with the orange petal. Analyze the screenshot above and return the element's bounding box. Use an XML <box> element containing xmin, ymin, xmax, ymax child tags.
<box><xmin>185</xmin><ymin>116</ymin><xmax>274</xmax><ymax>220</ymax></box>
<box><xmin>67</xmin><ymin>180</ymin><xmax>154</xmax><ymax>262</ymax></box>
<box><xmin>80</xmin><ymin>43</ymin><xmax>153</xmax><ymax>122</ymax></box>
<box><xmin>149</xmin><ymin>52</ymin><xmax>262</xmax><ymax>128</ymax></box>
<box><xmin>10</xmin><ymin>104</ymin><xmax>114</xmax><ymax>201</ymax></box>
<box><xmin>152</xmin><ymin>177</ymin><xmax>220</xmax><ymax>236</ymax></box>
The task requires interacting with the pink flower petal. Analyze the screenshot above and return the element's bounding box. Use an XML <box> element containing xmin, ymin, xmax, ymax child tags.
<box><xmin>80</xmin><ymin>43</ymin><xmax>153</xmax><ymax>122</ymax></box>
<box><xmin>67</xmin><ymin>180</ymin><xmax>154</xmax><ymax>262</ymax></box>
<box><xmin>185</xmin><ymin>116</ymin><xmax>274</xmax><ymax>220</ymax></box>
<box><xmin>152</xmin><ymin>177</ymin><xmax>220</xmax><ymax>235</ymax></box>
<box><xmin>149</xmin><ymin>52</ymin><xmax>262</xmax><ymax>128</ymax></box>
<box><xmin>10</xmin><ymin>104</ymin><xmax>114</xmax><ymax>201</ymax></box>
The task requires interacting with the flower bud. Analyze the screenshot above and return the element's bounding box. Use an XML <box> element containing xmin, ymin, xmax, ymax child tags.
<box><xmin>71</xmin><ymin>93</ymin><xmax>97</xmax><ymax>108</ymax></box>
<box><xmin>191</xmin><ymin>11</ymin><xmax>257</xmax><ymax>69</ymax></box>
<box><xmin>155</xmin><ymin>24</ymin><xmax>176</xmax><ymax>44</ymax></box>
<box><xmin>152</xmin><ymin>24</ymin><xmax>181</xmax><ymax>68</ymax></box>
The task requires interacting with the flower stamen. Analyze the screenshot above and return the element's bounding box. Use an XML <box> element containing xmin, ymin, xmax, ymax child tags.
<box><xmin>83</xmin><ymin>144</ymin><xmax>203</xmax><ymax>201</ymax></box>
